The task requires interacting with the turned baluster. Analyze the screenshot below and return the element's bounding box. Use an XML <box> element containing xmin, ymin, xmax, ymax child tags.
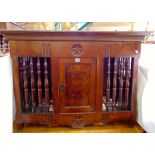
<box><xmin>44</xmin><ymin>58</ymin><xmax>50</xmax><ymax>112</ymax></box>
<box><xmin>125</xmin><ymin>58</ymin><xmax>131</xmax><ymax>110</ymax></box>
<box><xmin>19</xmin><ymin>57</ymin><xmax>23</xmax><ymax>78</ymax></box>
<box><xmin>117</xmin><ymin>58</ymin><xmax>120</xmax><ymax>109</ymax></box>
<box><xmin>112</xmin><ymin>58</ymin><xmax>117</xmax><ymax>111</ymax></box>
<box><xmin>122</xmin><ymin>57</ymin><xmax>126</xmax><ymax>109</ymax></box>
<box><xmin>123</xmin><ymin>58</ymin><xmax>126</xmax><ymax>76</ymax></box>
<box><xmin>118</xmin><ymin>58</ymin><xmax>123</xmax><ymax>110</ymax></box>
<box><xmin>106</xmin><ymin>58</ymin><xmax>111</xmax><ymax>111</ymax></box>
<box><xmin>23</xmin><ymin>58</ymin><xmax>30</xmax><ymax>112</ymax></box>
<box><xmin>37</xmin><ymin>58</ymin><xmax>42</xmax><ymax>112</ymax></box>
<box><xmin>30</xmin><ymin>58</ymin><xmax>36</xmax><ymax>113</ymax></box>
<box><xmin>118</xmin><ymin>58</ymin><xmax>121</xmax><ymax>80</ymax></box>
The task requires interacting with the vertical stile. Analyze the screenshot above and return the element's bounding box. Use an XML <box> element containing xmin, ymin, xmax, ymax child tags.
<box><xmin>106</xmin><ymin>58</ymin><xmax>111</xmax><ymax>111</ymax></box>
<box><xmin>23</xmin><ymin>58</ymin><xmax>29</xmax><ymax>112</ymax></box>
<box><xmin>30</xmin><ymin>58</ymin><xmax>36</xmax><ymax>113</ymax></box>
<box><xmin>125</xmin><ymin>58</ymin><xmax>130</xmax><ymax>110</ymax></box>
<box><xmin>37</xmin><ymin>58</ymin><xmax>42</xmax><ymax>112</ymax></box>
<box><xmin>112</xmin><ymin>58</ymin><xmax>117</xmax><ymax>111</ymax></box>
<box><xmin>44</xmin><ymin>57</ymin><xmax>50</xmax><ymax>112</ymax></box>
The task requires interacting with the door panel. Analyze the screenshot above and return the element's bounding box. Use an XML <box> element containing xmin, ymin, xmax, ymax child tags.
<box><xmin>58</xmin><ymin>58</ymin><xmax>96</xmax><ymax>113</ymax></box>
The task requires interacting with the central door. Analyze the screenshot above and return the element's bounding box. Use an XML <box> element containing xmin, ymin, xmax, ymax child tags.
<box><xmin>58</xmin><ymin>58</ymin><xmax>96</xmax><ymax>113</ymax></box>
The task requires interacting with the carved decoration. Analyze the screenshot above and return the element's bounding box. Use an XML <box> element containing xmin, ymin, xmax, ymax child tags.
<box><xmin>71</xmin><ymin>44</ymin><xmax>83</xmax><ymax>57</ymax></box>
<box><xmin>71</xmin><ymin>115</ymin><xmax>84</xmax><ymax>128</ymax></box>
<box><xmin>42</xmin><ymin>43</ymin><xmax>51</xmax><ymax>56</ymax></box>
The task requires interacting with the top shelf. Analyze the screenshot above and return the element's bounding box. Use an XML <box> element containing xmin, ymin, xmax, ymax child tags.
<box><xmin>0</xmin><ymin>30</ymin><xmax>153</xmax><ymax>42</ymax></box>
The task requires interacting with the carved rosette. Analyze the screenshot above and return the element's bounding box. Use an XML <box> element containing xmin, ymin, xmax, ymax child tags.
<box><xmin>71</xmin><ymin>44</ymin><xmax>83</xmax><ymax>57</ymax></box>
<box><xmin>71</xmin><ymin>115</ymin><xmax>84</xmax><ymax>128</ymax></box>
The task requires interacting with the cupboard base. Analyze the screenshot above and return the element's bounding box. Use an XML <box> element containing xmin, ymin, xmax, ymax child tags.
<box><xmin>14</xmin><ymin>112</ymin><xmax>135</xmax><ymax>129</ymax></box>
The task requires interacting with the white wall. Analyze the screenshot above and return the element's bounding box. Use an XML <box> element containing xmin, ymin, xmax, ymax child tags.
<box><xmin>137</xmin><ymin>44</ymin><xmax>155</xmax><ymax>132</ymax></box>
<box><xmin>0</xmin><ymin>55</ymin><xmax>14</xmax><ymax>123</ymax></box>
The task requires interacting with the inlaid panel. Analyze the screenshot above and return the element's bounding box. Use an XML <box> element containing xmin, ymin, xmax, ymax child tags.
<box><xmin>65</xmin><ymin>63</ymin><xmax>90</xmax><ymax>107</ymax></box>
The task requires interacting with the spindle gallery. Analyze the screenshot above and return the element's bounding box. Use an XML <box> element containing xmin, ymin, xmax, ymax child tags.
<box><xmin>0</xmin><ymin>31</ymin><xmax>151</xmax><ymax>129</ymax></box>
<box><xmin>18</xmin><ymin>57</ymin><xmax>52</xmax><ymax>113</ymax></box>
<box><xmin>103</xmin><ymin>57</ymin><xmax>132</xmax><ymax>112</ymax></box>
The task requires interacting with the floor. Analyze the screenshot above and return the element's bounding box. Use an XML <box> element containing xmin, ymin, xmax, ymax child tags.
<box><xmin>13</xmin><ymin>122</ymin><xmax>144</xmax><ymax>133</ymax></box>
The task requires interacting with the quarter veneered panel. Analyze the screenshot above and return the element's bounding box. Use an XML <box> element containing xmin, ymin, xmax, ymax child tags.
<box><xmin>65</xmin><ymin>63</ymin><xmax>90</xmax><ymax>107</ymax></box>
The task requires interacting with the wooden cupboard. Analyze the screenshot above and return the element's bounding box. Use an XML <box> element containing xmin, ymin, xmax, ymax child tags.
<box><xmin>0</xmin><ymin>31</ymin><xmax>150</xmax><ymax>129</ymax></box>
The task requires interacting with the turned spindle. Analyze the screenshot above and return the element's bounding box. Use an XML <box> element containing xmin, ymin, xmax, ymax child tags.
<box><xmin>37</xmin><ymin>58</ymin><xmax>42</xmax><ymax>112</ymax></box>
<box><xmin>106</xmin><ymin>58</ymin><xmax>111</xmax><ymax>111</ymax></box>
<box><xmin>112</xmin><ymin>58</ymin><xmax>117</xmax><ymax>111</ymax></box>
<box><xmin>125</xmin><ymin>58</ymin><xmax>131</xmax><ymax>110</ymax></box>
<box><xmin>44</xmin><ymin>58</ymin><xmax>50</xmax><ymax>112</ymax></box>
<box><xmin>30</xmin><ymin>58</ymin><xmax>36</xmax><ymax>113</ymax></box>
<box><xmin>23</xmin><ymin>58</ymin><xmax>30</xmax><ymax>112</ymax></box>
<box><xmin>118</xmin><ymin>58</ymin><xmax>123</xmax><ymax>110</ymax></box>
<box><xmin>123</xmin><ymin>57</ymin><xmax>126</xmax><ymax>76</ymax></box>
